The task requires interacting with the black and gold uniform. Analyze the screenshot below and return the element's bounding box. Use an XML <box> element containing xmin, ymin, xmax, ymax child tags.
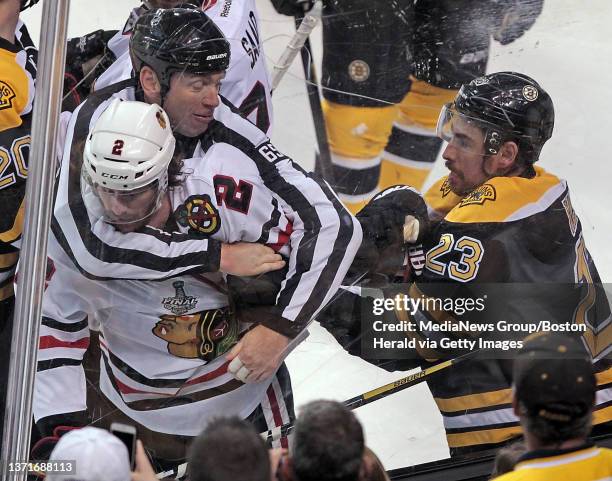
<box><xmin>319</xmin><ymin>72</ymin><xmax>611</xmax><ymax>457</ymax></box>
<box><xmin>0</xmin><ymin>16</ymin><xmax>37</xmax><ymax>437</ymax></box>
<box><xmin>271</xmin><ymin>0</ymin><xmax>544</xmax><ymax>213</ymax></box>
<box><xmin>406</xmin><ymin>168</ymin><xmax>612</xmax><ymax>454</ymax></box>
<box><xmin>0</xmin><ymin>19</ymin><xmax>36</xmax><ymax>319</ymax></box>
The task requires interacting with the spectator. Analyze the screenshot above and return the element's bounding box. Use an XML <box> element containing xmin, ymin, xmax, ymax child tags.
<box><xmin>289</xmin><ymin>400</ymin><xmax>365</xmax><ymax>481</ymax></box>
<box><xmin>187</xmin><ymin>417</ymin><xmax>271</xmax><ymax>481</ymax></box>
<box><xmin>491</xmin><ymin>332</ymin><xmax>612</xmax><ymax>480</ymax></box>
<box><xmin>46</xmin><ymin>427</ymin><xmax>131</xmax><ymax>481</ymax></box>
<box><xmin>360</xmin><ymin>447</ymin><xmax>389</xmax><ymax>481</ymax></box>
<box><xmin>490</xmin><ymin>441</ymin><xmax>526</xmax><ymax>478</ymax></box>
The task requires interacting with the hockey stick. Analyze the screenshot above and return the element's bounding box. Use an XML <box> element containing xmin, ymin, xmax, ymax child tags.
<box><xmin>155</xmin><ymin>327</ymin><xmax>477</xmax><ymax>478</ymax></box>
<box><xmin>292</xmin><ymin>2</ymin><xmax>335</xmax><ymax>184</ymax></box>
<box><xmin>262</xmin><ymin>348</ymin><xmax>482</xmax><ymax>443</ymax></box>
<box><xmin>270</xmin><ymin>6</ymin><xmax>319</xmax><ymax>90</ymax></box>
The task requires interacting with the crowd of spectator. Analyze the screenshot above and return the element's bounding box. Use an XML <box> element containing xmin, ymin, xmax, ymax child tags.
<box><xmin>41</xmin><ymin>333</ymin><xmax>610</xmax><ymax>481</ymax></box>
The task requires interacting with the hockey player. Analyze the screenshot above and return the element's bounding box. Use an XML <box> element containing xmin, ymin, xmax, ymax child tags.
<box><xmin>50</xmin><ymin>5</ymin><xmax>360</xmax><ymax>440</ymax></box>
<box><xmin>95</xmin><ymin>0</ymin><xmax>273</xmax><ymax>134</ymax></box>
<box><xmin>320</xmin><ymin>72</ymin><xmax>611</xmax><ymax>456</ymax></box>
<box><xmin>34</xmin><ymin>100</ymin><xmax>297</xmax><ymax>464</ymax></box>
<box><xmin>0</xmin><ymin>0</ymin><xmax>39</xmax><ymax>438</ymax></box>
<box><xmin>271</xmin><ymin>0</ymin><xmax>544</xmax><ymax>212</ymax></box>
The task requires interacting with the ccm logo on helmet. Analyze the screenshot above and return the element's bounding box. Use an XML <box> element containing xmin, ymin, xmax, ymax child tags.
<box><xmin>101</xmin><ymin>173</ymin><xmax>129</xmax><ymax>180</ymax></box>
<box><xmin>206</xmin><ymin>53</ymin><xmax>227</xmax><ymax>60</ymax></box>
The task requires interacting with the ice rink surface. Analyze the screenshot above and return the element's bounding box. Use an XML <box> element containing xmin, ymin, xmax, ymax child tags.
<box><xmin>21</xmin><ymin>0</ymin><xmax>612</xmax><ymax>470</ymax></box>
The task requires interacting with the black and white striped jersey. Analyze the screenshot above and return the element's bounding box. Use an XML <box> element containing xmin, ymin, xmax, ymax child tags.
<box><xmin>52</xmin><ymin>80</ymin><xmax>362</xmax><ymax>337</ymax></box>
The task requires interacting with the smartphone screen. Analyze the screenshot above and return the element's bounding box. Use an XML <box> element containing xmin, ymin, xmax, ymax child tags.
<box><xmin>111</xmin><ymin>426</ymin><xmax>136</xmax><ymax>469</ymax></box>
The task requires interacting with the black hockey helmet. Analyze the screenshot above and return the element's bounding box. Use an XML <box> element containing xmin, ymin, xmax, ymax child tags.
<box><xmin>143</xmin><ymin>0</ymin><xmax>204</xmax><ymax>8</ymax></box>
<box><xmin>20</xmin><ymin>0</ymin><xmax>40</xmax><ymax>11</ymax></box>
<box><xmin>130</xmin><ymin>7</ymin><xmax>230</xmax><ymax>94</ymax></box>
<box><xmin>437</xmin><ymin>72</ymin><xmax>554</xmax><ymax>162</ymax></box>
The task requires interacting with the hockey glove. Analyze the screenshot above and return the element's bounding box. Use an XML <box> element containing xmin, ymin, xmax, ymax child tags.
<box><xmin>270</xmin><ymin>0</ymin><xmax>314</xmax><ymax>17</ymax></box>
<box><xmin>491</xmin><ymin>0</ymin><xmax>544</xmax><ymax>45</ymax></box>
<box><xmin>357</xmin><ymin>185</ymin><xmax>430</xmax><ymax>250</ymax></box>
<box><xmin>63</xmin><ymin>29</ymin><xmax>118</xmax><ymax>111</ymax></box>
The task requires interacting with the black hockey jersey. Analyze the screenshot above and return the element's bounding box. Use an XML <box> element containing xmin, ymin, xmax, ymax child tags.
<box><xmin>402</xmin><ymin>168</ymin><xmax>611</xmax><ymax>453</ymax></box>
<box><xmin>0</xmin><ymin>20</ymin><xmax>36</xmax><ymax>304</ymax></box>
<box><xmin>321</xmin><ymin>168</ymin><xmax>611</xmax><ymax>456</ymax></box>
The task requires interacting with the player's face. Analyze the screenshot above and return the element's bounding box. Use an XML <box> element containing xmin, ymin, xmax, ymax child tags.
<box><xmin>96</xmin><ymin>184</ymin><xmax>158</xmax><ymax>232</ymax></box>
<box><xmin>441</xmin><ymin>118</ymin><xmax>489</xmax><ymax>196</ymax></box>
<box><xmin>163</xmin><ymin>71</ymin><xmax>225</xmax><ymax>138</ymax></box>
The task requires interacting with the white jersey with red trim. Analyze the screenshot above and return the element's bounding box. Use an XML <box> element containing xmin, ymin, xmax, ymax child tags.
<box><xmin>95</xmin><ymin>0</ymin><xmax>273</xmax><ymax>134</ymax></box>
<box><xmin>34</xmin><ymin>234</ymin><xmax>276</xmax><ymax>436</ymax></box>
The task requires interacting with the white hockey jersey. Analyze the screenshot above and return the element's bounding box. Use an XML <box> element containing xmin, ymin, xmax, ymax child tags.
<box><xmin>52</xmin><ymin>80</ymin><xmax>361</xmax><ymax>338</ymax></box>
<box><xmin>34</xmin><ymin>233</ymin><xmax>275</xmax><ymax>436</ymax></box>
<box><xmin>95</xmin><ymin>0</ymin><xmax>273</xmax><ymax>134</ymax></box>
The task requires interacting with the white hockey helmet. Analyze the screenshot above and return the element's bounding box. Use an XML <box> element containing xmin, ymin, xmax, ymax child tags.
<box><xmin>81</xmin><ymin>98</ymin><xmax>176</xmax><ymax>225</ymax></box>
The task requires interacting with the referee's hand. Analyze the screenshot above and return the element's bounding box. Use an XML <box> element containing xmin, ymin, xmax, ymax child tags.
<box><xmin>226</xmin><ymin>325</ymin><xmax>290</xmax><ymax>383</ymax></box>
<box><xmin>220</xmin><ymin>243</ymin><xmax>286</xmax><ymax>277</ymax></box>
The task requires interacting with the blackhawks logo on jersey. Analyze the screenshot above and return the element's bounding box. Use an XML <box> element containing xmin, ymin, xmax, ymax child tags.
<box><xmin>459</xmin><ymin>183</ymin><xmax>497</xmax><ymax>207</ymax></box>
<box><xmin>0</xmin><ymin>81</ymin><xmax>16</xmax><ymax>111</ymax></box>
<box><xmin>174</xmin><ymin>194</ymin><xmax>220</xmax><ymax>237</ymax></box>
<box><xmin>152</xmin><ymin>306</ymin><xmax>238</xmax><ymax>361</ymax></box>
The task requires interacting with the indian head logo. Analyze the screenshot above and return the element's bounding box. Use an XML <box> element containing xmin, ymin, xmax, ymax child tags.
<box><xmin>153</xmin><ymin>307</ymin><xmax>238</xmax><ymax>361</ymax></box>
<box><xmin>155</xmin><ymin>110</ymin><xmax>167</xmax><ymax>129</ymax></box>
<box><xmin>162</xmin><ymin>281</ymin><xmax>198</xmax><ymax>315</ymax></box>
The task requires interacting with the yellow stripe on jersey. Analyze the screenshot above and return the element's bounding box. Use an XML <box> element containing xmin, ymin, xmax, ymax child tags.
<box><xmin>0</xmin><ymin>197</ymin><xmax>24</xmax><ymax>244</ymax></box>
<box><xmin>0</xmin><ymin>49</ymin><xmax>31</xmax><ymax>132</ymax></box>
<box><xmin>397</xmin><ymin>78</ymin><xmax>458</xmax><ymax>131</ymax></box>
<box><xmin>447</xmin><ymin>425</ymin><xmax>521</xmax><ymax>448</ymax></box>
<box><xmin>424</xmin><ymin>176</ymin><xmax>463</xmax><ymax>219</ymax></box>
<box><xmin>444</xmin><ymin>167</ymin><xmax>563</xmax><ymax>224</ymax></box>
<box><xmin>0</xmin><ymin>276</ymin><xmax>14</xmax><ymax>301</ymax></box>
<box><xmin>596</xmin><ymin>366</ymin><xmax>612</xmax><ymax>386</ymax></box>
<box><xmin>593</xmin><ymin>405</ymin><xmax>612</xmax><ymax>426</ymax></box>
<box><xmin>584</xmin><ymin>322</ymin><xmax>612</xmax><ymax>359</ymax></box>
<box><xmin>322</xmin><ymin>99</ymin><xmax>398</xmax><ymax>161</ymax></box>
<box><xmin>493</xmin><ymin>447</ymin><xmax>612</xmax><ymax>481</ymax></box>
<box><xmin>434</xmin><ymin>388</ymin><xmax>513</xmax><ymax>413</ymax></box>
<box><xmin>0</xmin><ymin>251</ymin><xmax>18</xmax><ymax>270</ymax></box>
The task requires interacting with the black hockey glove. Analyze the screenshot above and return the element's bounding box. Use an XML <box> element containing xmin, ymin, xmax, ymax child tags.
<box><xmin>491</xmin><ymin>0</ymin><xmax>544</xmax><ymax>45</ymax></box>
<box><xmin>63</xmin><ymin>29</ymin><xmax>118</xmax><ymax>111</ymax></box>
<box><xmin>357</xmin><ymin>185</ymin><xmax>429</xmax><ymax>251</ymax></box>
<box><xmin>270</xmin><ymin>0</ymin><xmax>314</xmax><ymax>17</ymax></box>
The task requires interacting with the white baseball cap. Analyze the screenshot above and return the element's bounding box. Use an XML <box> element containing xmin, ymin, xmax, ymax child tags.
<box><xmin>47</xmin><ymin>427</ymin><xmax>131</xmax><ymax>481</ymax></box>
